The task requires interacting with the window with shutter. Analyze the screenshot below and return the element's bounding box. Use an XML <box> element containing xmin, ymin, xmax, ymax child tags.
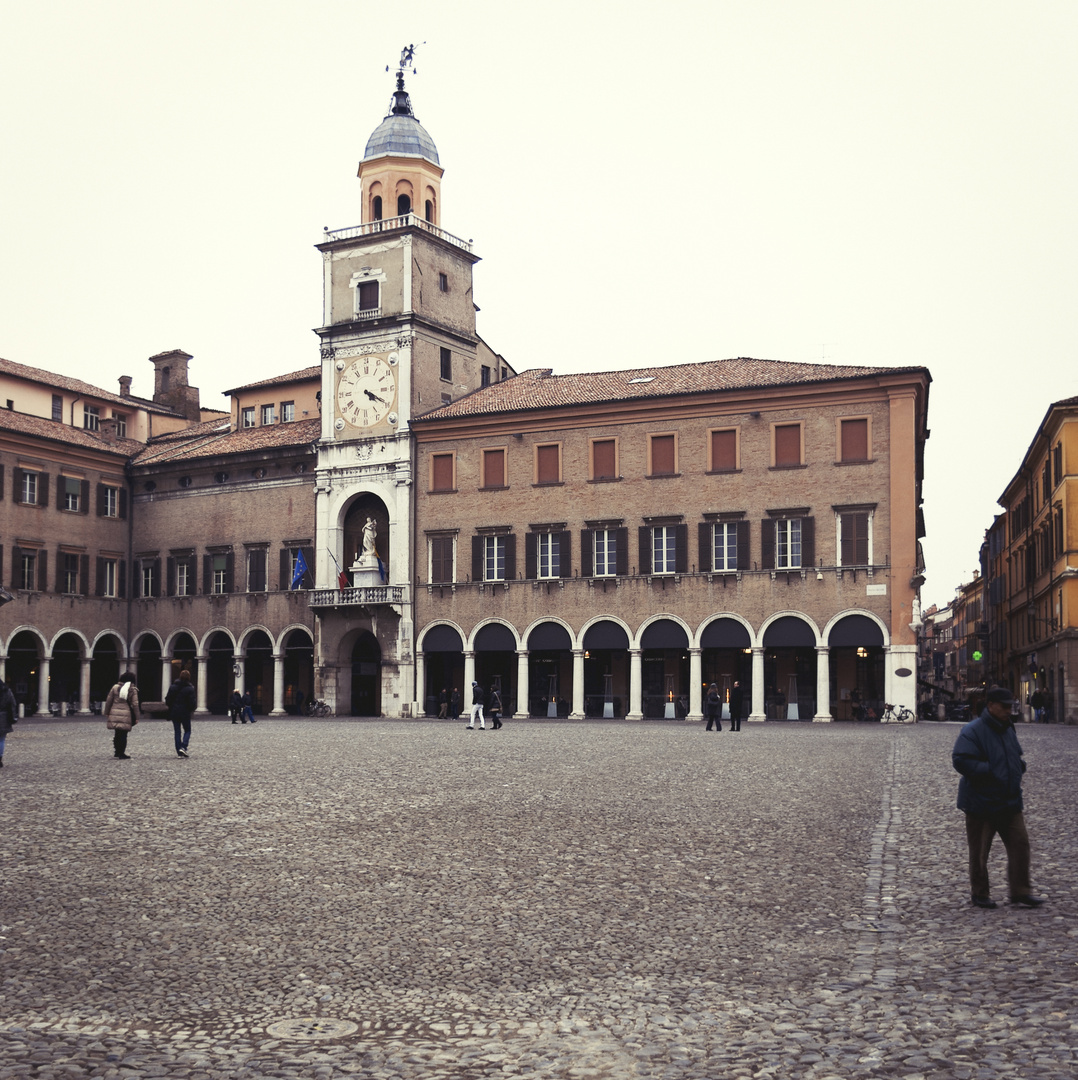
<box><xmin>649</xmin><ymin>434</ymin><xmax>676</xmax><ymax>476</ymax></box>
<box><xmin>840</xmin><ymin>418</ymin><xmax>869</xmax><ymax>462</ymax></box>
<box><xmin>536</xmin><ymin>444</ymin><xmax>560</xmax><ymax>484</ymax></box>
<box><xmin>591</xmin><ymin>439</ymin><xmax>617</xmax><ymax>481</ymax></box>
<box><xmin>431</xmin><ymin>453</ymin><xmax>454</xmax><ymax>492</ymax></box>
<box><xmin>774</xmin><ymin>424</ymin><xmax>802</xmax><ymax>467</ymax></box>
<box><xmin>710</xmin><ymin>429</ymin><xmax>737</xmax><ymax>472</ymax></box>
<box><xmin>840</xmin><ymin>512</ymin><xmax>870</xmax><ymax>565</ymax></box>
<box><xmin>430</xmin><ymin>536</ymin><xmax>454</xmax><ymax>583</ymax></box>
<box><xmin>482</xmin><ymin>449</ymin><xmax>505</xmax><ymax>488</ymax></box>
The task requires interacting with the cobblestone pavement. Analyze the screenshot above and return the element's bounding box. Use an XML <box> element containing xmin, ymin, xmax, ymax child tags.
<box><xmin>1</xmin><ymin>717</ymin><xmax>1075</xmax><ymax>1079</ymax></box>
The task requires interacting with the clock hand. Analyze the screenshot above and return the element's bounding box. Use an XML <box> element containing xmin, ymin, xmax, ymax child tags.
<box><xmin>363</xmin><ymin>388</ymin><xmax>388</xmax><ymax>405</ymax></box>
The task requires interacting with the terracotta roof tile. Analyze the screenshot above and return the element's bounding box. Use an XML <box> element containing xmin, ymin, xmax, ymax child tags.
<box><xmin>132</xmin><ymin>417</ymin><xmax>321</xmax><ymax>466</ymax></box>
<box><xmin>0</xmin><ymin>355</ymin><xmax>173</xmax><ymax>413</ymax></box>
<box><xmin>225</xmin><ymin>366</ymin><xmax>321</xmax><ymax>394</ymax></box>
<box><xmin>414</xmin><ymin>357</ymin><xmax>929</xmax><ymax>421</ymax></box>
<box><xmin>0</xmin><ymin>408</ymin><xmax>144</xmax><ymax>457</ymax></box>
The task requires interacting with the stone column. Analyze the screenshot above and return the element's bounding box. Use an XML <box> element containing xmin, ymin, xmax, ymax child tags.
<box><xmin>232</xmin><ymin>655</ymin><xmax>245</xmax><ymax>698</ymax></box>
<box><xmin>415</xmin><ymin>649</ymin><xmax>427</xmax><ymax>716</ymax></box>
<box><xmin>688</xmin><ymin>648</ymin><xmax>703</xmax><ymax>722</ymax></box>
<box><xmin>627</xmin><ymin>649</ymin><xmax>643</xmax><ymax>721</ymax></box>
<box><xmin>35</xmin><ymin>656</ymin><xmax>51</xmax><ymax>716</ymax></box>
<box><xmin>749</xmin><ymin>646</ymin><xmax>766</xmax><ymax>721</ymax></box>
<box><xmin>194</xmin><ymin>656</ymin><xmax>210</xmax><ymax>715</ymax></box>
<box><xmin>270</xmin><ymin>653</ymin><xmax>286</xmax><ymax>716</ymax></box>
<box><xmin>515</xmin><ymin>649</ymin><xmax>529</xmax><ymax>718</ymax></box>
<box><xmin>814</xmin><ymin>645</ymin><xmax>832</xmax><ymax>722</ymax></box>
<box><xmin>161</xmin><ymin>658</ymin><xmax>174</xmax><ymax>700</ymax></box>
<box><xmin>570</xmin><ymin>649</ymin><xmax>585</xmax><ymax>719</ymax></box>
<box><xmin>463</xmin><ymin>651</ymin><xmax>475</xmax><ymax>708</ymax></box>
<box><xmin>79</xmin><ymin>656</ymin><xmax>92</xmax><ymax>714</ymax></box>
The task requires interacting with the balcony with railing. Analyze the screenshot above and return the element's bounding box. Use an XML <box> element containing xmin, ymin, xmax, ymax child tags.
<box><xmin>309</xmin><ymin>584</ymin><xmax>407</xmax><ymax>609</ymax></box>
<box><xmin>322</xmin><ymin>214</ymin><xmax>472</xmax><ymax>254</ymax></box>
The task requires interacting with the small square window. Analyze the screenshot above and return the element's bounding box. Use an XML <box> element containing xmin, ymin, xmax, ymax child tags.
<box><xmin>261</xmin><ymin>404</ymin><xmax>276</xmax><ymax>425</ymax></box>
<box><xmin>438</xmin><ymin>272</ymin><xmax>449</xmax><ymax>292</ymax></box>
<box><xmin>281</xmin><ymin>402</ymin><xmax>295</xmax><ymax>423</ymax></box>
<box><xmin>357</xmin><ymin>280</ymin><xmax>379</xmax><ymax>312</ymax></box>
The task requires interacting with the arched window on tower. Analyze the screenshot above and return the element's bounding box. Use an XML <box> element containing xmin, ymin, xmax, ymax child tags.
<box><xmin>397</xmin><ymin>193</ymin><xmax>411</xmax><ymax>217</ymax></box>
<box><xmin>161</xmin><ymin>366</ymin><xmax>170</xmax><ymax>393</ymax></box>
<box><xmin>425</xmin><ymin>200</ymin><xmax>434</xmax><ymax>223</ymax></box>
<box><xmin>372</xmin><ymin>195</ymin><xmax>382</xmax><ymax>221</ymax></box>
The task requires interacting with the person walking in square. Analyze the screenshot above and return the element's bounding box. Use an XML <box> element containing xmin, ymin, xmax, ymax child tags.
<box><xmin>166</xmin><ymin>669</ymin><xmax>197</xmax><ymax>758</ymax></box>
<box><xmin>466</xmin><ymin>681</ymin><xmax>485</xmax><ymax>730</ymax></box>
<box><xmin>450</xmin><ymin>687</ymin><xmax>461</xmax><ymax>721</ymax></box>
<box><xmin>488</xmin><ymin>685</ymin><xmax>503</xmax><ymax>729</ymax></box>
<box><xmin>105</xmin><ymin>672</ymin><xmax>140</xmax><ymax>759</ymax></box>
<box><xmin>705</xmin><ymin>683</ymin><xmax>722</xmax><ymax>731</ymax></box>
<box><xmin>0</xmin><ymin>676</ymin><xmax>18</xmax><ymax>768</ymax></box>
<box><xmin>438</xmin><ymin>688</ymin><xmax>448</xmax><ymax>719</ymax></box>
<box><xmin>952</xmin><ymin>686</ymin><xmax>1044</xmax><ymax>909</ymax></box>
<box><xmin>230</xmin><ymin>690</ymin><xmax>243</xmax><ymax>724</ymax></box>
<box><xmin>241</xmin><ymin>690</ymin><xmax>256</xmax><ymax>724</ymax></box>
<box><xmin>729</xmin><ymin>681</ymin><xmax>744</xmax><ymax>731</ymax></box>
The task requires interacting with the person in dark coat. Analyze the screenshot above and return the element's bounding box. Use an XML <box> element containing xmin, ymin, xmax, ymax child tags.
<box><xmin>438</xmin><ymin>688</ymin><xmax>449</xmax><ymax>719</ymax></box>
<box><xmin>952</xmin><ymin>686</ymin><xmax>1043</xmax><ymax>909</ymax></box>
<box><xmin>466</xmin><ymin>681</ymin><xmax>485</xmax><ymax>730</ymax></box>
<box><xmin>488</xmin><ymin>685</ymin><xmax>503</xmax><ymax>729</ymax></box>
<box><xmin>450</xmin><ymin>688</ymin><xmax>461</xmax><ymax>721</ymax></box>
<box><xmin>0</xmin><ymin>677</ymin><xmax>18</xmax><ymax>767</ymax></box>
<box><xmin>230</xmin><ymin>690</ymin><xmax>243</xmax><ymax>724</ymax></box>
<box><xmin>705</xmin><ymin>683</ymin><xmax>722</xmax><ymax>731</ymax></box>
<box><xmin>166</xmin><ymin>670</ymin><xmax>198</xmax><ymax>758</ymax></box>
<box><xmin>728</xmin><ymin>681</ymin><xmax>744</xmax><ymax>732</ymax></box>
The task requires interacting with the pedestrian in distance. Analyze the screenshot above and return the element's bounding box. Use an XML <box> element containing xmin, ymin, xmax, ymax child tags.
<box><xmin>0</xmin><ymin>676</ymin><xmax>18</xmax><ymax>768</ymax></box>
<box><xmin>729</xmin><ymin>681</ymin><xmax>744</xmax><ymax>732</ymax></box>
<box><xmin>466</xmin><ymin>681</ymin><xmax>485</xmax><ymax>730</ymax></box>
<box><xmin>166</xmin><ymin>670</ymin><xmax>198</xmax><ymax>758</ymax></box>
<box><xmin>230</xmin><ymin>690</ymin><xmax>243</xmax><ymax>724</ymax></box>
<box><xmin>489</xmin><ymin>685</ymin><xmax>503</xmax><ymax>729</ymax></box>
<box><xmin>241</xmin><ymin>690</ymin><xmax>257</xmax><ymax>724</ymax></box>
<box><xmin>104</xmin><ymin>672</ymin><xmax>140</xmax><ymax>759</ymax></box>
<box><xmin>438</xmin><ymin>688</ymin><xmax>449</xmax><ymax>719</ymax></box>
<box><xmin>450</xmin><ymin>687</ymin><xmax>461</xmax><ymax>721</ymax></box>
<box><xmin>705</xmin><ymin>683</ymin><xmax>722</xmax><ymax>731</ymax></box>
<box><xmin>952</xmin><ymin>686</ymin><xmax>1044</xmax><ymax>909</ymax></box>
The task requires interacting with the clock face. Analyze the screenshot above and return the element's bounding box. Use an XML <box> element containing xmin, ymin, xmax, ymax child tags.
<box><xmin>336</xmin><ymin>354</ymin><xmax>397</xmax><ymax>428</ymax></box>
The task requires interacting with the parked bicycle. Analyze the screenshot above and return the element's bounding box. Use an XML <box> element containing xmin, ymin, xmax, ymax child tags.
<box><xmin>305</xmin><ymin>699</ymin><xmax>331</xmax><ymax>717</ymax></box>
<box><xmin>880</xmin><ymin>702</ymin><xmax>913</xmax><ymax>723</ymax></box>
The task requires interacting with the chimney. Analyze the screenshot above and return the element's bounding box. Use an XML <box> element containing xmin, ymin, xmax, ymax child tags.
<box><xmin>98</xmin><ymin>417</ymin><xmax>121</xmax><ymax>445</ymax></box>
<box><xmin>148</xmin><ymin>349</ymin><xmax>202</xmax><ymax>423</ymax></box>
<box><xmin>118</xmin><ymin>375</ymin><xmax>132</xmax><ymax>398</ymax></box>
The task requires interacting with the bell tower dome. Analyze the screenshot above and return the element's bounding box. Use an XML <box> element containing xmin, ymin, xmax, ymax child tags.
<box><xmin>359</xmin><ymin>68</ymin><xmax>444</xmax><ymax>226</ymax></box>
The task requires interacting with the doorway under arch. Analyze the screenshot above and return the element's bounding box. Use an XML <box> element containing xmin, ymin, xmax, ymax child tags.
<box><xmin>351</xmin><ymin>632</ymin><xmax>381</xmax><ymax>716</ymax></box>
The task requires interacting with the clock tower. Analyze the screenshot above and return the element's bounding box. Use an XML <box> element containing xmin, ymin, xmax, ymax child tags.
<box><xmin>311</xmin><ymin>54</ymin><xmax>486</xmax><ymax>718</ymax></box>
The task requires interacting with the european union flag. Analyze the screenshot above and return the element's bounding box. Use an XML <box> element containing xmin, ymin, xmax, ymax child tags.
<box><xmin>290</xmin><ymin>549</ymin><xmax>310</xmax><ymax>590</ymax></box>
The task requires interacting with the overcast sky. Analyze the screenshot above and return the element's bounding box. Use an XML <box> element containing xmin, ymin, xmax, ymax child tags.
<box><xmin>2</xmin><ymin>1</ymin><xmax>1076</xmax><ymax>610</ymax></box>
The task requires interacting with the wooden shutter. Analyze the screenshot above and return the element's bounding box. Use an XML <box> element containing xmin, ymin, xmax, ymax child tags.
<box><xmin>203</xmin><ymin>555</ymin><xmax>212</xmax><ymax>594</ymax></box>
<box><xmin>761</xmin><ymin>519</ymin><xmax>775</xmax><ymax>570</ymax></box>
<box><xmin>80</xmin><ymin>554</ymin><xmax>89</xmax><ymax>596</ymax></box>
<box><xmin>432</xmin><ymin>453</ymin><xmax>454</xmax><ymax>491</ymax></box>
<box><xmin>167</xmin><ymin>557</ymin><xmax>176</xmax><ymax>595</ymax></box>
<box><xmin>13</xmin><ymin>468</ymin><xmax>23</xmax><ymax>503</ymax></box>
<box><xmin>80</xmin><ymin>479</ymin><xmax>90</xmax><ymax>514</ymax></box>
<box><xmin>801</xmin><ymin>517</ymin><xmax>815</xmax><ymax>568</ymax></box>
<box><xmin>358</xmin><ymin>280</ymin><xmax>378</xmax><ymax>310</ymax></box>
<box><xmin>56</xmin><ymin>478</ymin><xmax>65</xmax><ymax>510</ymax></box>
<box><xmin>841</xmin><ymin>419</ymin><xmax>868</xmax><ymax>462</ymax></box>
<box><xmin>301</xmin><ymin>547</ymin><xmax>314</xmax><ymax>589</ymax></box>
<box><xmin>119</xmin><ymin>488</ymin><xmax>127</xmax><ymax>519</ymax></box>
<box><xmin>774</xmin><ymin>424</ymin><xmax>801</xmax><ymax>467</ymax></box>
<box><xmin>0</xmin><ymin>464</ymin><xmax>4</xmax><ymax>500</ymax></box>
<box><xmin>97</xmin><ymin>483</ymin><xmax>106</xmax><ymax>516</ymax></box>
<box><xmin>592</xmin><ymin>439</ymin><xmax>616</xmax><ymax>480</ymax></box>
<box><xmin>483</xmin><ymin>449</ymin><xmax>504</xmax><ymax>488</ymax></box>
<box><xmin>430</xmin><ymin>537</ymin><xmax>452</xmax><ymax>583</ymax></box>
<box><xmin>615</xmin><ymin>528</ymin><xmax>629</xmax><ymax>576</ymax></box>
<box><xmin>471</xmin><ymin>536</ymin><xmax>483</xmax><ymax>581</ymax></box>
<box><xmin>536</xmin><ymin>444</ymin><xmax>560</xmax><ymax>484</ymax></box>
<box><xmin>736</xmin><ymin>520</ymin><xmax>750</xmax><ymax>571</ymax></box>
<box><xmin>504</xmin><ymin>534</ymin><xmax>516</xmax><ymax>580</ymax></box>
<box><xmin>650</xmin><ymin>435</ymin><xmax>675</xmax><ymax>475</ymax></box>
<box><xmin>711</xmin><ymin>430</ymin><xmax>737</xmax><ymax>471</ymax></box>
<box><xmin>525</xmin><ymin>533</ymin><xmax>538</xmax><ymax>579</ymax></box>
<box><xmin>698</xmin><ymin>523</ymin><xmax>712</xmax><ymax>572</ymax></box>
<box><xmin>638</xmin><ymin>527</ymin><xmax>651</xmax><ymax>575</ymax></box>
<box><xmin>38</xmin><ymin>472</ymin><xmax>49</xmax><ymax>506</ymax></box>
<box><xmin>558</xmin><ymin>531</ymin><xmax>572</xmax><ymax>578</ymax></box>
<box><xmin>841</xmin><ymin>513</ymin><xmax>869</xmax><ymax>565</ymax></box>
<box><xmin>249</xmin><ymin>550</ymin><xmax>266</xmax><ymax>592</ymax></box>
<box><xmin>279</xmin><ymin>548</ymin><xmax>290</xmax><ymax>590</ymax></box>
<box><xmin>38</xmin><ymin>551</ymin><xmax>47</xmax><ymax>592</ymax></box>
<box><xmin>54</xmin><ymin>551</ymin><xmax>64</xmax><ymax>594</ymax></box>
<box><xmin>118</xmin><ymin>560</ymin><xmax>126</xmax><ymax>598</ymax></box>
<box><xmin>580</xmin><ymin>530</ymin><xmax>593</xmax><ymax>577</ymax></box>
<box><xmin>675</xmin><ymin>524</ymin><xmax>688</xmax><ymax>573</ymax></box>
<box><xmin>95</xmin><ymin>556</ymin><xmax>105</xmax><ymax>596</ymax></box>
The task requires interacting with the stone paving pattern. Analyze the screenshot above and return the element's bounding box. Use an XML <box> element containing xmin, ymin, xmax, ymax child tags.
<box><xmin>1</xmin><ymin>717</ymin><xmax>1075</xmax><ymax>1079</ymax></box>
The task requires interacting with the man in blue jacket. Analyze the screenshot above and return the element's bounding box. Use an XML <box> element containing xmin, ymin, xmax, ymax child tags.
<box><xmin>952</xmin><ymin>686</ymin><xmax>1044</xmax><ymax>909</ymax></box>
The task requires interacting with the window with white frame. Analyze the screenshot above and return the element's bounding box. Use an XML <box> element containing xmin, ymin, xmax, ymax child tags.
<box><xmin>261</xmin><ymin>404</ymin><xmax>276</xmax><ymax>426</ymax></box>
<box><xmin>140</xmin><ymin>561</ymin><xmax>156</xmax><ymax>598</ymax></box>
<box><xmin>775</xmin><ymin>518</ymin><xmax>802</xmax><ymax>569</ymax></box>
<box><xmin>537</xmin><ymin>532</ymin><xmax>561</xmax><ymax>578</ymax></box>
<box><xmin>102</xmin><ymin>558</ymin><xmax>118</xmax><ymax>598</ymax></box>
<box><xmin>430</xmin><ymin>535</ymin><xmax>454</xmax><ymax>584</ymax></box>
<box><xmin>280</xmin><ymin>401</ymin><xmax>295</xmax><ymax>423</ymax></box>
<box><xmin>19</xmin><ymin>550</ymin><xmax>37</xmax><ymax>591</ymax></box>
<box><xmin>838</xmin><ymin>510</ymin><xmax>871</xmax><ymax>566</ymax></box>
<box><xmin>211</xmin><ymin>553</ymin><xmax>229</xmax><ymax>594</ymax></box>
<box><xmin>20</xmin><ymin>470</ymin><xmax>38</xmax><ymax>505</ymax></box>
<box><xmin>484</xmin><ymin>535</ymin><xmax>506</xmax><ymax>581</ymax></box>
<box><xmin>61</xmin><ymin>553</ymin><xmax>80</xmax><ymax>594</ymax></box>
<box><xmin>83</xmin><ymin>404</ymin><xmax>100</xmax><ymax>431</ymax></box>
<box><xmin>103</xmin><ymin>485</ymin><xmax>119</xmax><ymax>517</ymax></box>
<box><xmin>594</xmin><ymin>529</ymin><xmax>618</xmax><ymax>576</ymax></box>
<box><xmin>62</xmin><ymin>476</ymin><xmax>81</xmax><ymax>512</ymax></box>
<box><xmin>176</xmin><ymin>559</ymin><xmax>191</xmax><ymax>597</ymax></box>
<box><xmin>712</xmin><ymin>521</ymin><xmax>739</xmax><ymax>572</ymax></box>
<box><xmin>241</xmin><ymin>407</ymin><xmax>255</xmax><ymax>428</ymax></box>
<box><xmin>112</xmin><ymin>411</ymin><xmax>127</xmax><ymax>437</ymax></box>
<box><xmin>652</xmin><ymin>526</ymin><xmax>678</xmax><ymax>575</ymax></box>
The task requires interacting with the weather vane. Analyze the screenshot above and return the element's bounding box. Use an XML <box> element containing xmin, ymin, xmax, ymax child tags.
<box><xmin>387</xmin><ymin>42</ymin><xmax>425</xmax><ymax>76</ymax></box>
